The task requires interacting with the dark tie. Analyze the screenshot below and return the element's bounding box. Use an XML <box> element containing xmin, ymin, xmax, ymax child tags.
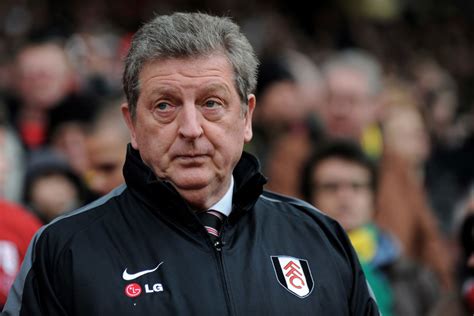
<box><xmin>198</xmin><ymin>210</ymin><xmax>225</xmax><ymax>241</ymax></box>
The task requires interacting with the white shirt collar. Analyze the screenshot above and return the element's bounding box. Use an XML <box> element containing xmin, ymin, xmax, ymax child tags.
<box><xmin>208</xmin><ymin>176</ymin><xmax>234</xmax><ymax>217</ymax></box>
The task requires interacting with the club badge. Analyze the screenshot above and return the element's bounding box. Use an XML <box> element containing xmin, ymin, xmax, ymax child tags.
<box><xmin>271</xmin><ymin>255</ymin><xmax>314</xmax><ymax>298</ymax></box>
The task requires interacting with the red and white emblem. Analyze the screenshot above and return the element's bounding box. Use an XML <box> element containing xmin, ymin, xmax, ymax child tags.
<box><xmin>271</xmin><ymin>256</ymin><xmax>314</xmax><ymax>298</ymax></box>
<box><xmin>125</xmin><ymin>283</ymin><xmax>142</xmax><ymax>298</ymax></box>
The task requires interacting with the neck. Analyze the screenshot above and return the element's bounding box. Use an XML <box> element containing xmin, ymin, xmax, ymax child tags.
<box><xmin>20</xmin><ymin>106</ymin><xmax>47</xmax><ymax>121</ymax></box>
<box><xmin>174</xmin><ymin>177</ymin><xmax>232</xmax><ymax>211</ymax></box>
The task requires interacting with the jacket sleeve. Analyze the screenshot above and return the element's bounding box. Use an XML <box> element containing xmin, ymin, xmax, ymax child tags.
<box><xmin>350</xmin><ymin>264</ymin><xmax>380</xmax><ymax>315</ymax></box>
<box><xmin>2</xmin><ymin>228</ymin><xmax>71</xmax><ymax>316</ymax></box>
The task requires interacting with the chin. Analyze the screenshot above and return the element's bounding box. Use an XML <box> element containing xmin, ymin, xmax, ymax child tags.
<box><xmin>171</xmin><ymin>174</ymin><xmax>213</xmax><ymax>191</ymax></box>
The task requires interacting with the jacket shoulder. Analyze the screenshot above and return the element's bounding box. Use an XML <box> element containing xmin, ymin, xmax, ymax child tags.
<box><xmin>259</xmin><ymin>190</ymin><xmax>328</xmax><ymax>219</ymax></box>
<box><xmin>257</xmin><ymin>190</ymin><xmax>353</xmax><ymax>255</ymax></box>
<box><xmin>1</xmin><ymin>185</ymin><xmax>129</xmax><ymax>315</ymax></box>
<box><xmin>36</xmin><ymin>185</ymin><xmax>127</xmax><ymax>252</ymax></box>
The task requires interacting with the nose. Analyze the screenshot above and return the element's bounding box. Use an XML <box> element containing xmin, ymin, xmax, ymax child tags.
<box><xmin>334</xmin><ymin>183</ymin><xmax>359</xmax><ymax>202</ymax></box>
<box><xmin>178</xmin><ymin>104</ymin><xmax>203</xmax><ymax>139</ymax></box>
<box><xmin>328</xmin><ymin>98</ymin><xmax>353</xmax><ymax>118</ymax></box>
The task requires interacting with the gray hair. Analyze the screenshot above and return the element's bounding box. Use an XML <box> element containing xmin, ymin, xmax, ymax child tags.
<box><xmin>123</xmin><ymin>12</ymin><xmax>259</xmax><ymax>118</ymax></box>
<box><xmin>322</xmin><ymin>49</ymin><xmax>382</xmax><ymax>96</ymax></box>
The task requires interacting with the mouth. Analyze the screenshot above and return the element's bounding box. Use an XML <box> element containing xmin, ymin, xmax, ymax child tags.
<box><xmin>174</xmin><ymin>154</ymin><xmax>209</xmax><ymax>164</ymax></box>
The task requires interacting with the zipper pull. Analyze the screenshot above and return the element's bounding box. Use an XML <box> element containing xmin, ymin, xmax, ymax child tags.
<box><xmin>214</xmin><ymin>239</ymin><xmax>225</xmax><ymax>251</ymax></box>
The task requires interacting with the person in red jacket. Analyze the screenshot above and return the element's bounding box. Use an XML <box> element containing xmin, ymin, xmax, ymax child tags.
<box><xmin>0</xmin><ymin>200</ymin><xmax>42</xmax><ymax>308</ymax></box>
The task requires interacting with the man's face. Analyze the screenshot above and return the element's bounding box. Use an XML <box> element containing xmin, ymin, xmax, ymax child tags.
<box><xmin>321</xmin><ymin>68</ymin><xmax>376</xmax><ymax>140</ymax></box>
<box><xmin>30</xmin><ymin>173</ymin><xmax>80</xmax><ymax>222</ymax></box>
<box><xmin>15</xmin><ymin>44</ymin><xmax>73</xmax><ymax>109</ymax></box>
<box><xmin>122</xmin><ymin>54</ymin><xmax>255</xmax><ymax>209</ymax></box>
<box><xmin>311</xmin><ymin>157</ymin><xmax>373</xmax><ymax>231</ymax></box>
<box><xmin>256</xmin><ymin>81</ymin><xmax>303</xmax><ymax>127</ymax></box>
<box><xmin>86</xmin><ymin>128</ymin><xmax>127</xmax><ymax>196</ymax></box>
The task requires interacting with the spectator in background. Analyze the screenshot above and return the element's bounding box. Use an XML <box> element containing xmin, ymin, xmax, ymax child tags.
<box><xmin>85</xmin><ymin>99</ymin><xmax>129</xmax><ymax>197</ymax></box>
<box><xmin>410</xmin><ymin>58</ymin><xmax>461</xmax><ymax>148</ymax></box>
<box><xmin>284</xmin><ymin>50</ymin><xmax>326</xmax><ymax>116</ymax></box>
<box><xmin>7</xmin><ymin>40</ymin><xmax>78</xmax><ymax>150</ymax></box>
<box><xmin>381</xmin><ymin>81</ymin><xmax>430</xmax><ymax>180</ymax></box>
<box><xmin>411</xmin><ymin>59</ymin><xmax>474</xmax><ymax>234</ymax></box>
<box><xmin>319</xmin><ymin>49</ymin><xmax>383</xmax><ymax>159</ymax></box>
<box><xmin>249</xmin><ymin>52</ymin><xmax>325</xmax><ymax>197</ymax></box>
<box><xmin>22</xmin><ymin>150</ymin><xmax>91</xmax><ymax>224</ymax></box>
<box><xmin>301</xmin><ymin>140</ymin><xmax>439</xmax><ymax>316</ymax></box>
<box><xmin>249</xmin><ymin>55</ymin><xmax>302</xmax><ymax>167</ymax></box>
<box><xmin>377</xmin><ymin>80</ymin><xmax>454</xmax><ymax>290</ymax></box>
<box><xmin>0</xmin><ymin>108</ymin><xmax>42</xmax><ymax>309</ymax></box>
<box><xmin>46</xmin><ymin>94</ymin><xmax>98</xmax><ymax>176</ymax></box>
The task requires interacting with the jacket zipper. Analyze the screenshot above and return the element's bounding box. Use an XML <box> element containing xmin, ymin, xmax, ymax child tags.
<box><xmin>213</xmin><ymin>230</ymin><xmax>234</xmax><ymax>316</ymax></box>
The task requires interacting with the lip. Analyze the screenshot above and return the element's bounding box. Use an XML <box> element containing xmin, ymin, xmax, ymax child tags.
<box><xmin>174</xmin><ymin>154</ymin><xmax>209</xmax><ymax>162</ymax></box>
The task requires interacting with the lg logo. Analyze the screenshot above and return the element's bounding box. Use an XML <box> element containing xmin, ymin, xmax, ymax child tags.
<box><xmin>125</xmin><ymin>283</ymin><xmax>142</xmax><ymax>298</ymax></box>
<box><xmin>125</xmin><ymin>283</ymin><xmax>163</xmax><ymax>298</ymax></box>
<box><xmin>145</xmin><ymin>283</ymin><xmax>163</xmax><ymax>293</ymax></box>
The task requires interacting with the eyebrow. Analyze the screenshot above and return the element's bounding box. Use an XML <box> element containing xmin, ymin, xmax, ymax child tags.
<box><xmin>198</xmin><ymin>83</ymin><xmax>232</xmax><ymax>98</ymax></box>
<box><xmin>148</xmin><ymin>86</ymin><xmax>181</xmax><ymax>98</ymax></box>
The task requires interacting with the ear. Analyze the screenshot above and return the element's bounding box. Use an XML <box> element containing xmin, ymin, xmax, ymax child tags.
<box><xmin>243</xmin><ymin>94</ymin><xmax>256</xmax><ymax>143</ymax></box>
<box><xmin>121</xmin><ymin>103</ymin><xmax>139</xmax><ymax>149</ymax></box>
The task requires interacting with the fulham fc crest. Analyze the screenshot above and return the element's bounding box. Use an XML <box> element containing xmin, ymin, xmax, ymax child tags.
<box><xmin>271</xmin><ymin>256</ymin><xmax>314</xmax><ymax>298</ymax></box>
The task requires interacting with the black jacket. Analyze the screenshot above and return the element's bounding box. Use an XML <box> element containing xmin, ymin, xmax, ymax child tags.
<box><xmin>3</xmin><ymin>147</ymin><xmax>379</xmax><ymax>315</ymax></box>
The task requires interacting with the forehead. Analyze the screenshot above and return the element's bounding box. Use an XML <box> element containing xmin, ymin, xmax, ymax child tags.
<box><xmin>138</xmin><ymin>53</ymin><xmax>235</xmax><ymax>89</ymax></box>
<box><xmin>18</xmin><ymin>45</ymin><xmax>67</xmax><ymax>67</ymax></box>
<box><xmin>325</xmin><ymin>67</ymin><xmax>370</xmax><ymax>95</ymax></box>
<box><xmin>313</xmin><ymin>157</ymin><xmax>370</xmax><ymax>180</ymax></box>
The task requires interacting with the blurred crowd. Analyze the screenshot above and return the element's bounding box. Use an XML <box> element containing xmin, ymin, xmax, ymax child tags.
<box><xmin>0</xmin><ymin>0</ymin><xmax>474</xmax><ymax>314</ymax></box>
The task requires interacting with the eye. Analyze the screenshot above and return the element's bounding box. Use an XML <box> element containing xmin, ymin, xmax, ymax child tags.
<box><xmin>151</xmin><ymin>101</ymin><xmax>177</xmax><ymax>123</ymax></box>
<box><xmin>204</xmin><ymin>100</ymin><xmax>219</xmax><ymax>108</ymax></box>
<box><xmin>156</xmin><ymin>102</ymin><xmax>171</xmax><ymax>111</ymax></box>
<box><xmin>199</xmin><ymin>98</ymin><xmax>226</xmax><ymax>121</ymax></box>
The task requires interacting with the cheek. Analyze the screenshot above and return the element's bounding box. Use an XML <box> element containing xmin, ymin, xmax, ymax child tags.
<box><xmin>133</xmin><ymin>124</ymin><xmax>168</xmax><ymax>163</ymax></box>
<box><xmin>135</xmin><ymin>117</ymin><xmax>167</xmax><ymax>147</ymax></box>
<box><xmin>356</xmin><ymin>194</ymin><xmax>374</xmax><ymax>218</ymax></box>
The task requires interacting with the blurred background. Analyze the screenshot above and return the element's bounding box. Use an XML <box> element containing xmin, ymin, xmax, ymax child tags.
<box><xmin>0</xmin><ymin>0</ymin><xmax>473</xmax><ymax>314</ymax></box>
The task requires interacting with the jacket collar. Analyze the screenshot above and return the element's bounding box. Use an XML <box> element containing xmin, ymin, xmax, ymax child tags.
<box><xmin>123</xmin><ymin>145</ymin><xmax>267</xmax><ymax>229</ymax></box>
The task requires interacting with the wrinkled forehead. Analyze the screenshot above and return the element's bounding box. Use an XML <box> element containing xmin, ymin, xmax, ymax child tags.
<box><xmin>137</xmin><ymin>53</ymin><xmax>240</xmax><ymax>96</ymax></box>
<box><xmin>141</xmin><ymin>50</ymin><xmax>234</xmax><ymax>75</ymax></box>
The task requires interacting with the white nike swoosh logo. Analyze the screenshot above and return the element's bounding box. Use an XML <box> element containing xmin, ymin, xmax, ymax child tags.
<box><xmin>122</xmin><ymin>262</ymin><xmax>163</xmax><ymax>281</ymax></box>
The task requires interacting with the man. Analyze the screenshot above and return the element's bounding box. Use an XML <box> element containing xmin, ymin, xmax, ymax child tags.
<box><xmin>0</xmin><ymin>113</ymin><xmax>42</xmax><ymax>309</ymax></box>
<box><xmin>86</xmin><ymin>100</ymin><xmax>129</xmax><ymax>197</ymax></box>
<box><xmin>9</xmin><ymin>41</ymin><xmax>77</xmax><ymax>150</ymax></box>
<box><xmin>320</xmin><ymin>49</ymin><xmax>383</xmax><ymax>158</ymax></box>
<box><xmin>3</xmin><ymin>13</ymin><xmax>378</xmax><ymax>315</ymax></box>
<box><xmin>301</xmin><ymin>141</ymin><xmax>439</xmax><ymax>316</ymax></box>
